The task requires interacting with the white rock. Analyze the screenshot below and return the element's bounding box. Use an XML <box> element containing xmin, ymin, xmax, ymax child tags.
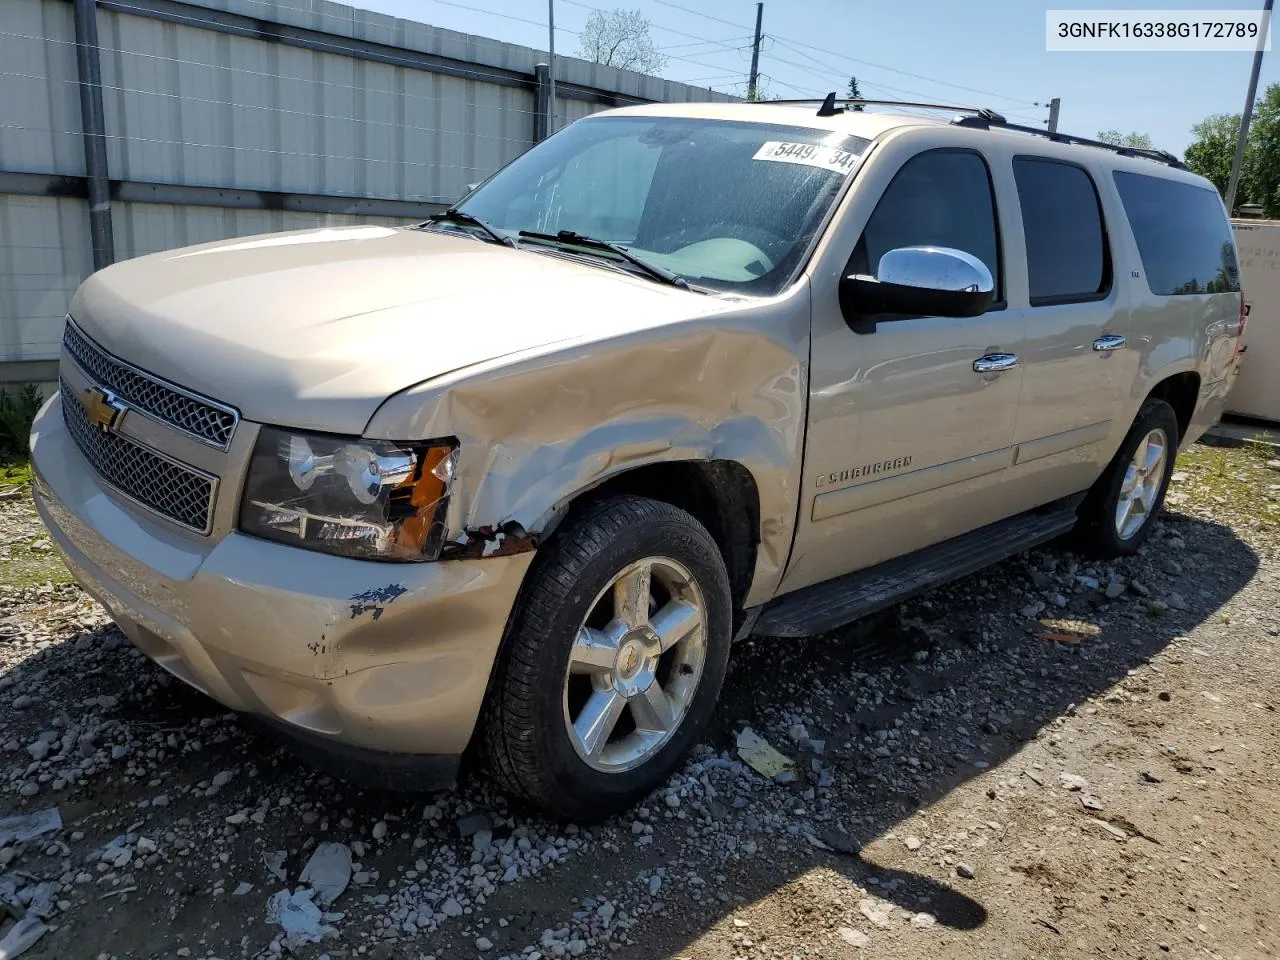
<box><xmin>371</xmin><ymin>821</ymin><xmax>388</xmax><ymax>841</ymax></box>
<box><xmin>135</xmin><ymin>836</ymin><xmax>157</xmax><ymax>854</ymax></box>
<box><xmin>837</xmin><ymin>926</ymin><xmax>870</xmax><ymax>947</ymax></box>
<box><xmin>1059</xmin><ymin>773</ymin><xmax>1088</xmax><ymax>791</ymax></box>
<box><xmin>911</xmin><ymin>912</ymin><xmax>937</xmax><ymax>929</ymax></box>
<box><xmin>858</xmin><ymin>899</ymin><xmax>893</xmax><ymax>929</ymax></box>
<box><xmin>475</xmin><ymin>937</ymin><xmax>493</xmax><ymax>951</ymax></box>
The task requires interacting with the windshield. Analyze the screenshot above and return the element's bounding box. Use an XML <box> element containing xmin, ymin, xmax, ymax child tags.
<box><xmin>457</xmin><ymin>116</ymin><xmax>870</xmax><ymax>295</ymax></box>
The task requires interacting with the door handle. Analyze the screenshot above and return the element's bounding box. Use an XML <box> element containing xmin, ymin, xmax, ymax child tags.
<box><xmin>1093</xmin><ymin>335</ymin><xmax>1127</xmax><ymax>352</ymax></box>
<box><xmin>973</xmin><ymin>353</ymin><xmax>1020</xmax><ymax>373</ymax></box>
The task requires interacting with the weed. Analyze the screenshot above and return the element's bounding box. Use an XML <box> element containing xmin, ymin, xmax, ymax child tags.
<box><xmin>0</xmin><ymin>385</ymin><xmax>44</xmax><ymax>458</ymax></box>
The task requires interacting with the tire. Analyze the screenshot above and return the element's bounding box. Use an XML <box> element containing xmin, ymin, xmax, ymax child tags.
<box><xmin>482</xmin><ymin>494</ymin><xmax>732</xmax><ymax>820</ymax></box>
<box><xmin>1076</xmin><ymin>398</ymin><xmax>1180</xmax><ymax>558</ymax></box>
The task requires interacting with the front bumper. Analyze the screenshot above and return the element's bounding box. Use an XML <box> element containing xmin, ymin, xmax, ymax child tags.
<box><xmin>30</xmin><ymin>393</ymin><xmax>533</xmax><ymax>772</ymax></box>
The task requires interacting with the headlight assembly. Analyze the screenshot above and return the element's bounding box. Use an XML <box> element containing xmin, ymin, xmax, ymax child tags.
<box><xmin>239</xmin><ymin>427</ymin><xmax>457</xmax><ymax>561</ymax></box>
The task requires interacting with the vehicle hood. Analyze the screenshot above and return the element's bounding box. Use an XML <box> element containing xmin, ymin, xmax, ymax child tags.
<box><xmin>70</xmin><ymin>225</ymin><xmax>729</xmax><ymax>435</ymax></box>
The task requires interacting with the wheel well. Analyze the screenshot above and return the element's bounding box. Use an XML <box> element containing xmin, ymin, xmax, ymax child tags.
<box><xmin>1147</xmin><ymin>372</ymin><xmax>1200</xmax><ymax>442</ymax></box>
<box><xmin>585</xmin><ymin>460</ymin><xmax>760</xmax><ymax>620</ymax></box>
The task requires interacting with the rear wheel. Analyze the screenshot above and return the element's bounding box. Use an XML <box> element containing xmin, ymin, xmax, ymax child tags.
<box><xmin>1076</xmin><ymin>398</ymin><xmax>1179</xmax><ymax>557</ymax></box>
<box><xmin>482</xmin><ymin>495</ymin><xmax>732</xmax><ymax>820</ymax></box>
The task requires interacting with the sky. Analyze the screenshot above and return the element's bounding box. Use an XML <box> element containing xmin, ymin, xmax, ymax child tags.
<box><xmin>341</xmin><ymin>0</ymin><xmax>1277</xmax><ymax>157</ymax></box>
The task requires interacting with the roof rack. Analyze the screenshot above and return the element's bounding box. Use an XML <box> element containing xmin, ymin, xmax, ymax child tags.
<box><xmin>758</xmin><ymin>92</ymin><xmax>1004</xmax><ymax>121</ymax></box>
<box><xmin>756</xmin><ymin>92</ymin><xmax>1185</xmax><ymax>169</ymax></box>
<box><xmin>951</xmin><ymin>113</ymin><xmax>1184</xmax><ymax>168</ymax></box>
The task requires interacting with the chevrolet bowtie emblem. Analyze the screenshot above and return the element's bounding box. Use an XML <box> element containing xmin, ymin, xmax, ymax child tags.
<box><xmin>81</xmin><ymin>386</ymin><xmax>127</xmax><ymax>432</ymax></box>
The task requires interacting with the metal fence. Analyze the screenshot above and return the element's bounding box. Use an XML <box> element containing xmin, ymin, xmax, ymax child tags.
<box><xmin>0</xmin><ymin>0</ymin><xmax>734</xmax><ymax>382</ymax></box>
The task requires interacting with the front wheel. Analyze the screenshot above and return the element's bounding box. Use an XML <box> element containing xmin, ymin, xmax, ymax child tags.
<box><xmin>481</xmin><ymin>495</ymin><xmax>732</xmax><ymax>820</ymax></box>
<box><xmin>1076</xmin><ymin>397</ymin><xmax>1179</xmax><ymax>557</ymax></box>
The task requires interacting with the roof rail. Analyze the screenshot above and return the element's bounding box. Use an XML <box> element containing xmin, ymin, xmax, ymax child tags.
<box><xmin>755</xmin><ymin>91</ymin><xmax>1185</xmax><ymax>170</ymax></box>
<box><xmin>758</xmin><ymin>92</ymin><xmax>1005</xmax><ymax>121</ymax></box>
<box><xmin>952</xmin><ymin>113</ymin><xmax>1185</xmax><ymax>169</ymax></box>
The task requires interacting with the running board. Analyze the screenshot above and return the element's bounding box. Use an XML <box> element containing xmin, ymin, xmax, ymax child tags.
<box><xmin>754</xmin><ymin>498</ymin><xmax>1081</xmax><ymax>638</ymax></box>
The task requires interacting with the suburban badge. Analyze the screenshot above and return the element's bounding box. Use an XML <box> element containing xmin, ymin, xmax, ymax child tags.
<box><xmin>816</xmin><ymin>456</ymin><xmax>913</xmax><ymax>488</ymax></box>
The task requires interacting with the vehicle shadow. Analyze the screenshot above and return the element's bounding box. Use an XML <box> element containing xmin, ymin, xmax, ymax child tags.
<box><xmin>0</xmin><ymin>508</ymin><xmax>1260</xmax><ymax>959</ymax></box>
<box><xmin>618</xmin><ymin>507</ymin><xmax>1260</xmax><ymax>955</ymax></box>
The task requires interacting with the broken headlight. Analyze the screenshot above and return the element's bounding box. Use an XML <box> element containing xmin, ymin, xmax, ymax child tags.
<box><xmin>239</xmin><ymin>427</ymin><xmax>457</xmax><ymax>561</ymax></box>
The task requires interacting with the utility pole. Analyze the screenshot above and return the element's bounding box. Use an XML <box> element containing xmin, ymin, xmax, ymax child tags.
<box><xmin>547</xmin><ymin>0</ymin><xmax>557</xmax><ymax>135</ymax></box>
<box><xmin>1226</xmin><ymin>0</ymin><xmax>1273</xmax><ymax>215</ymax></box>
<box><xmin>1047</xmin><ymin>97</ymin><xmax>1061</xmax><ymax>134</ymax></box>
<box><xmin>747</xmin><ymin>2</ymin><xmax>763</xmax><ymax>100</ymax></box>
<box><xmin>73</xmin><ymin>0</ymin><xmax>114</xmax><ymax>270</ymax></box>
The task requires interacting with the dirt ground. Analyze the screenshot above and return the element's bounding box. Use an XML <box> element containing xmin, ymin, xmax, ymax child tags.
<box><xmin>0</xmin><ymin>442</ymin><xmax>1278</xmax><ymax>960</ymax></box>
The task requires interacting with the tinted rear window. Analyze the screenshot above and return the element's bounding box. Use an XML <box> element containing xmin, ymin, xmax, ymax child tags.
<box><xmin>1014</xmin><ymin>158</ymin><xmax>1108</xmax><ymax>304</ymax></box>
<box><xmin>1112</xmin><ymin>171</ymin><xmax>1240</xmax><ymax>295</ymax></box>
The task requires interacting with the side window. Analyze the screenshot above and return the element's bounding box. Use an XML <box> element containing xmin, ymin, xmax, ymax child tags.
<box><xmin>857</xmin><ymin>149</ymin><xmax>1002</xmax><ymax>299</ymax></box>
<box><xmin>1113</xmin><ymin>171</ymin><xmax>1241</xmax><ymax>295</ymax></box>
<box><xmin>1013</xmin><ymin>158</ymin><xmax>1109</xmax><ymax>304</ymax></box>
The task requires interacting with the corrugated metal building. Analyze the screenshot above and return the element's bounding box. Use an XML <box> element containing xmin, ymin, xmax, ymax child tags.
<box><xmin>0</xmin><ymin>0</ymin><xmax>734</xmax><ymax>382</ymax></box>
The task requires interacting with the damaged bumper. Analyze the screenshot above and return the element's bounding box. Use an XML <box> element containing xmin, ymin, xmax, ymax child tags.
<box><xmin>29</xmin><ymin>394</ymin><xmax>533</xmax><ymax>783</ymax></box>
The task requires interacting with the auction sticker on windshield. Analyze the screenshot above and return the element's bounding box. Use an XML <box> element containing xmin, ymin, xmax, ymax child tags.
<box><xmin>753</xmin><ymin>141</ymin><xmax>859</xmax><ymax>174</ymax></box>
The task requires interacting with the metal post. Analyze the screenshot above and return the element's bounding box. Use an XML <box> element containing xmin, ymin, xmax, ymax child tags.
<box><xmin>747</xmin><ymin>3</ymin><xmax>763</xmax><ymax>100</ymax></box>
<box><xmin>534</xmin><ymin>63</ymin><xmax>551</xmax><ymax>142</ymax></box>
<box><xmin>73</xmin><ymin>0</ymin><xmax>114</xmax><ymax>270</ymax></box>
<box><xmin>546</xmin><ymin>0</ymin><xmax>557</xmax><ymax>135</ymax></box>
<box><xmin>1047</xmin><ymin>97</ymin><xmax>1061</xmax><ymax>134</ymax></box>
<box><xmin>1226</xmin><ymin>0</ymin><xmax>1273</xmax><ymax>215</ymax></box>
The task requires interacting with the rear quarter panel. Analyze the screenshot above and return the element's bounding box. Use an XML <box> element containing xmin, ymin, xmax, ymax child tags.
<box><xmin>1096</xmin><ymin>156</ymin><xmax>1240</xmax><ymax>449</ymax></box>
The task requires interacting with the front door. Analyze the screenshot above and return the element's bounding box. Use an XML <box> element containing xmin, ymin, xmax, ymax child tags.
<box><xmin>781</xmin><ymin>146</ymin><xmax>1028</xmax><ymax>594</ymax></box>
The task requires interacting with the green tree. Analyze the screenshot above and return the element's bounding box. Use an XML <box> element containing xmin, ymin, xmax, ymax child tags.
<box><xmin>846</xmin><ymin>76</ymin><xmax>864</xmax><ymax>111</ymax></box>
<box><xmin>1184</xmin><ymin>82</ymin><xmax>1280</xmax><ymax>216</ymax></box>
<box><xmin>1185</xmin><ymin>113</ymin><xmax>1243</xmax><ymax>198</ymax></box>
<box><xmin>1097</xmin><ymin>129</ymin><xmax>1154</xmax><ymax>149</ymax></box>
<box><xmin>576</xmin><ymin>9</ymin><xmax>666</xmax><ymax>74</ymax></box>
<box><xmin>1247</xmin><ymin>83</ymin><xmax>1280</xmax><ymax>216</ymax></box>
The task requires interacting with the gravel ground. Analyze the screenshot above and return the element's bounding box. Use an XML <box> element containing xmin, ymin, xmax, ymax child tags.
<box><xmin>1</xmin><ymin>443</ymin><xmax>1278</xmax><ymax>960</ymax></box>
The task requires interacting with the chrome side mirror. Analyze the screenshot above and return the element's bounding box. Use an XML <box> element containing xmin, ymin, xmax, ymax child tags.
<box><xmin>841</xmin><ymin>245</ymin><xmax>995</xmax><ymax>332</ymax></box>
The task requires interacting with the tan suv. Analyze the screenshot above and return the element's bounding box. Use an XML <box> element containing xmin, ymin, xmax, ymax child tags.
<box><xmin>29</xmin><ymin>98</ymin><xmax>1243</xmax><ymax>819</ymax></box>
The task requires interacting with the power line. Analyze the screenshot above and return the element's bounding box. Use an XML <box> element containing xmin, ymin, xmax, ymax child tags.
<box><xmin>766</xmin><ymin>33</ymin><xmax>1040</xmax><ymax>107</ymax></box>
<box><xmin>649</xmin><ymin>0</ymin><xmax>753</xmax><ymax>32</ymax></box>
<box><xmin>656</xmin><ymin>35</ymin><xmax>752</xmax><ymax>52</ymax></box>
<box><xmin>647</xmin><ymin>0</ymin><xmax>1037</xmax><ymax>106</ymax></box>
<box><xmin>559</xmin><ymin>0</ymin><xmax>747</xmax><ymax>52</ymax></box>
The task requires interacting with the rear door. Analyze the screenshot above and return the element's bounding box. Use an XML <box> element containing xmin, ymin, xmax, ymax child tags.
<box><xmin>1004</xmin><ymin>155</ymin><xmax>1134</xmax><ymax>506</ymax></box>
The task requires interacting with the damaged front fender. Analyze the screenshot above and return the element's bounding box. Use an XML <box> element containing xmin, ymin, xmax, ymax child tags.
<box><xmin>364</xmin><ymin>286</ymin><xmax>811</xmax><ymax>606</ymax></box>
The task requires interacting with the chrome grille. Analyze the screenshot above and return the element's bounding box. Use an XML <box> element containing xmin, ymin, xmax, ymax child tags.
<box><xmin>61</xmin><ymin>379</ymin><xmax>216</xmax><ymax>533</ymax></box>
<box><xmin>62</xmin><ymin>321</ymin><xmax>238</xmax><ymax>448</ymax></box>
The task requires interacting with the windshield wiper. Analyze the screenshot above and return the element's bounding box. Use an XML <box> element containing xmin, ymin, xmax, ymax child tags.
<box><xmin>518</xmin><ymin>230</ymin><xmax>689</xmax><ymax>289</ymax></box>
<box><xmin>421</xmin><ymin>209</ymin><xmax>515</xmax><ymax>247</ymax></box>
